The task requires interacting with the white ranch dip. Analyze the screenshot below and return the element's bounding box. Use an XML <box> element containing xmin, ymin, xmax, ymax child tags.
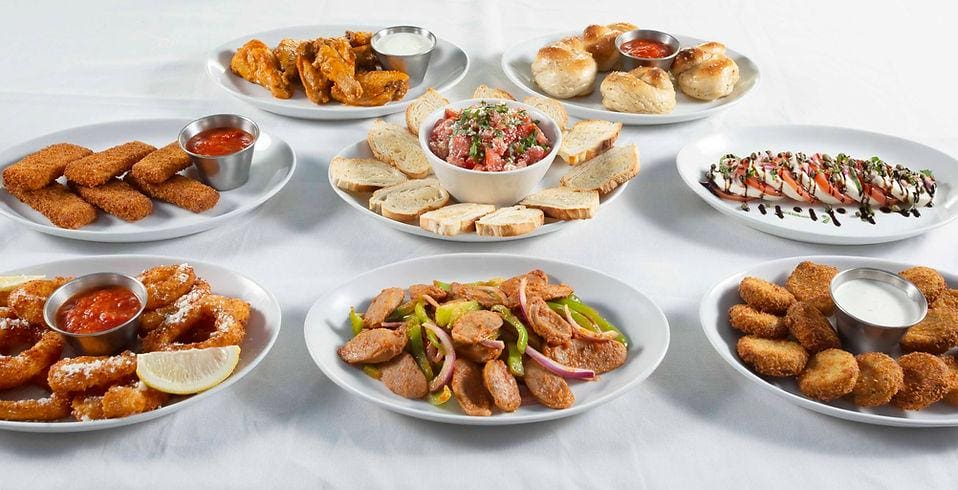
<box><xmin>374</xmin><ymin>32</ymin><xmax>432</xmax><ymax>55</ymax></box>
<box><xmin>833</xmin><ymin>278</ymin><xmax>922</xmax><ymax>326</ymax></box>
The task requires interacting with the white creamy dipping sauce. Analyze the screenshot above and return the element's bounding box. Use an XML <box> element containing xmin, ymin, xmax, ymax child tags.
<box><xmin>833</xmin><ymin>278</ymin><xmax>922</xmax><ymax>326</ymax></box>
<box><xmin>374</xmin><ymin>32</ymin><xmax>433</xmax><ymax>55</ymax></box>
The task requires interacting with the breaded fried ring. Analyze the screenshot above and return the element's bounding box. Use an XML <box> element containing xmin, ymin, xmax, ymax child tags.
<box><xmin>851</xmin><ymin>352</ymin><xmax>904</xmax><ymax>407</ymax></box>
<box><xmin>798</xmin><ymin>349</ymin><xmax>859</xmax><ymax>401</ymax></box>
<box><xmin>0</xmin><ymin>331</ymin><xmax>65</xmax><ymax>390</ymax></box>
<box><xmin>71</xmin><ymin>179</ymin><xmax>153</xmax><ymax>222</ymax></box>
<box><xmin>125</xmin><ymin>173</ymin><xmax>219</xmax><ymax>213</ymax></box>
<box><xmin>899</xmin><ymin>266</ymin><xmax>946</xmax><ymax>303</ymax></box>
<box><xmin>736</xmin><ymin>336</ymin><xmax>808</xmax><ymax>377</ymax></box>
<box><xmin>64</xmin><ymin>141</ymin><xmax>156</xmax><ymax>187</ymax></box>
<box><xmin>900</xmin><ymin>308</ymin><xmax>958</xmax><ymax>354</ymax></box>
<box><xmin>785</xmin><ymin>302</ymin><xmax>841</xmax><ymax>353</ymax></box>
<box><xmin>0</xmin><ymin>392</ymin><xmax>71</xmax><ymax>421</ymax></box>
<box><xmin>2</xmin><ymin>143</ymin><xmax>93</xmax><ymax>191</ymax></box>
<box><xmin>728</xmin><ymin>304</ymin><xmax>787</xmax><ymax>338</ymax></box>
<box><xmin>7</xmin><ymin>276</ymin><xmax>73</xmax><ymax>325</ymax></box>
<box><xmin>138</xmin><ymin>264</ymin><xmax>197</xmax><ymax>310</ymax></box>
<box><xmin>0</xmin><ymin>309</ymin><xmax>42</xmax><ymax>349</ymax></box>
<box><xmin>937</xmin><ymin>353</ymin><xmax>958</xmax><ymax>407</ymax></box>
<box><xmin>891</xmin><ymin>352</ymin><xmax>950</xmax><ymax>410</ymax></box>
<box><xmin>785</xmin><ymin>261</ymin><xmax>838</xmax><ymax>315</ymax></box>
<box><xmin>101</xmin><ymin>382</ymin><xmax>167</xmax><ymax>418</ymax></box>
<box><xmin>932</xmin><ymin>289</ymin><xmax>958</xmax><ymax>312</ymax></box>
<box><xmin>47</xmin><ymin>351</ymin><xmax>136</xmax><ymax>394</ymax></box>
<box><xmin>71</xmin><ymin>394</ymin><xmax>107</xmax><ymax>421</ymax></box>
<box><xmin>139</xmin><ymin>279</ymin><xmax>211</xmax><ymax>333</ymax></box>
<box><xmin>739</xmin><ymin>277</ymin><xmax>795</xmax><ymax>315</ymax></box>
<box><xmin>143</xmin><ymin>295</ymin><xmax>250</xmax><ymax>352</ymax></box>
<box><xmin>130</xmin><ymin>142</ymin><xmax>192</xmax><ymax>184</ymax></box>
<box><xmin>6</xmin><ymin>183</ymin><xmax>97</xmax><ymax>229</ymax></box>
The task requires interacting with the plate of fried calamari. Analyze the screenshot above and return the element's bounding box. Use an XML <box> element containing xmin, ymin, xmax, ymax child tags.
<box><xmin>304</xmin><ymin>254</ymin><xmax>669</xmax><ymax>425</ymax></box>
<box><xmin>207</xmin><ymin>25</ymin><xmax>470</xmax><ymax>119</ymax></box>
<box><xmin>0</xmin><ymin>255</ymin><xmax>281</xmax><ymax>432</ymax></box>
<box><xmin>701</xmin><ymin>255</ymin><xmax>958</xmax><ymax>427</ymax></box>
<box><xmin>0</xmin><ymin>118</ymin><xmax>296</xmax><ymax>242</ymax></box>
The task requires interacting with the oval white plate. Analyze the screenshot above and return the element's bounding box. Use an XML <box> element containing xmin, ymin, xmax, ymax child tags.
<box><xmin>0</xmin><ymin>254</ymin><xmax>282</xmax><ymax>433</ymax></box>
<box><xmin>676</xmin><ymin>125</ymin><xmax>958</xmax><ymax>245</ymax></box>
<box><xmin>328</xmin><ymin>140</ymin><xmax>630</xmax><ymax>241</ymax></box>
<box><xmin>501</xmin><ymin>32</ymin><xmax>759</xmax><ymax>125</ymax></box>
<box><xmin>0</xmin><ymin>118</ymin><xmax>296</xmax><ymax>243</ymax></box>
<box><xmin>700</xmin><ymin>255</ymin><xmax>958</xmax><ymax>428</ymax></box>
<box><xmin>304</xmin><ymin>253</ymin><xmax>670</xmax><ymax>425</ymax></box>
<box><xmin>207</xmin><ymin>25</ymin><xmax>470</xmax><ymax>120</ymax></box>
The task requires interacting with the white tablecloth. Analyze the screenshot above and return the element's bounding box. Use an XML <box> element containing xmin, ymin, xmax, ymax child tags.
<box><xmin>2</xmin><ymin>1</ymin><xmax>957</xmax><ymax>487</ymax></box>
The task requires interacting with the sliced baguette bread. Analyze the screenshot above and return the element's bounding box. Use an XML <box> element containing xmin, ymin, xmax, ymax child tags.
<box><xmin>330</xmin><ymin>156</ymin><xmax>408</xmax><ymax>192</ymax></box>
<box><xmin>420</xmin><ymin>203</ymin><xmax>497</xmax><ymax>236</ymax></box>
<box><xmin>406</xmin><ymin>88</ymin><xmax>448</xmax><ymax>136</ymax></box>
<box><xmin>473</xmin><ymin>84</ymin><xmax>516</xmax><ymax>100</ymax></box>
<box><xmin>367</xmin><ymin>120</ymin><xmax>431</xmax><ymax>179</ymax></box>
<box><xmin>369</xmin><ymin>179</ymin><xmax>450</xmax><ymax>221</ymax></box>
<box><xmin>369</xmin><ymin>178</ymin><xmax>442</xmax><ymax>213</ymax></box>
<box><xmin>520</xmin><ymin>187</ymin><xmax>600</xmax><ymax>220</ymax></box>
<box><xmin>558</xmin><ymin>120</ymin><xmax>622</xmax><ymax>165</ymax></box>
<box><xmin>522</xmin><ymin>96</ymin><xmax>569</xmax><ymax>130</ymax></box>
<box><xmin>475</xmin><ymin>206</ymin><xmax>544</xmax><ymax>237</ymax></box>
<box><xmin>560</xmin><ymin>144</ymin><xmax>640</xmax><ymax>195</ymax></box>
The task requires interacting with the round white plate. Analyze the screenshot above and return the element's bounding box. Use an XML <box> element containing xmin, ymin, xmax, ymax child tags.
<box><xmin>0</xmin><ymin>118</ymin><xmax>296</xmax><ymax>243</ymax></box>
<box><xmin>207</xmin><ymin>25</ymin><xmax>470</xmax><ymax>120</ymax></box>
<box><xmin>0</xmin><ymin>254</ymin><xmax>282</xmax><ymax>433</ymax></box>
<box><xmin>676</xmin><ymin>125</ymin><xmax>958</xmax><ymax>245</ymax></box>
<box><xmin>700</xmin><ymin>255</ymin><xmax>958</xmax><ymax>428</ymax></box>
<box><xmin>501</xmin><ymin>32</ymin><xmax>759</xmax><ymax>125</ymax></box>
<box><xmin>304</xmin><ymin>253</ymin><xmax>670</xmax><ymax>425</ymax></box>
<box><xmin>328</xmin><ymin>140</ymin><xmax>630</xmax><ymax>241</ymax></box>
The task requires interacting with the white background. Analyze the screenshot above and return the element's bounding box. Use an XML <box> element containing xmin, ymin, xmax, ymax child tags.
<box><xmin>2</xmin><ymin>0</ymin><xmax>957</xmax><ymax>487</ymax></box>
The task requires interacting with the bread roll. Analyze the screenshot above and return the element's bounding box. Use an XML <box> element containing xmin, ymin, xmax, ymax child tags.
<box><xmin>582</xmin><ymin>23</ymin><xmax>637</xmax><ymax>71</ymax></box>
<box><xmin>600</xmin><ymin>67</ymin><xmax>676</xmax><ymax>114</ymax></box>
<box><xmin>671</xmin><ymin>41</ymin><xmax>739</xmax><ymax>101</ymax></box>
<box><xmin>532</xmin><ymin>37</ymin><xmax>597</xmax><ymax>99</ymax></box>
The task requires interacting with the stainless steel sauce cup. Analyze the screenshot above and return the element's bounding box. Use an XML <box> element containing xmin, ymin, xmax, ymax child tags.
<box><xmin>178</xmin><ymin>114</ymin><xmax>260</xmax><ymax>191</ymax></box>
<box><xmin>829</xmin><ymin>268</ymin><xmax>928</xmax><ymax>354</ymax></box>
<box><xmin>615</xmin><ymin>29</ymin><xmax>681</xmax><ymax>70</ymax></box>
<box><xmin>43</xmin><ymin>273</ymin><xmax>148</xmax><ymax>356</ymax></box>
<box><xmin>371</xmin><ymin>26</ymin><xmax>436</xmax><ymax>87</ymax></box>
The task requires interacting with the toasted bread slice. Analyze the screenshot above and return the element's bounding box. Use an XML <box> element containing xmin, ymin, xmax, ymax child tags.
<box><xmin>419</xmin><ymin>203</ymin><xmax>497</xmax><ymax>236</ymax></box>
<box><xmin>475</xmin><ymin>206</ymin><xmax>544</xmax><ymax>237</ymax></box>
<box><xmin>369</xmin><ymin>179</ymin><xmax>449</xmax><ymax>221</ymax></box>
<box><xmin>558</xmin><ymin>120</ymin><xmax>622</xmax><ymax>165</ymax></box>
<box><xmin>522</xmin><ymin>96</ymin><xmax>569</xmax><ymax>130</ymax></box>
<box><xmin>473</xmin><ymin>84</ymin><xmax>516</xmax><ymax>101</ymax></box>
<box><xmin>367</xmin><ymin>120</ymin><xmax>431</xmax><ymax>179</ymax></box>
<box><xmin>560</xmin><ymin>144</ymin><xmax>639</xmax><ymax>195</ymax></box>
<box><xmin>406</xmin><ymin>88</ymin><xmax>449</xmax><ymax>136</ymax></box>
<box><xmin>330</xmin><ymin>156</ymin><xmax>408</xmax><ymax>192</ymax></box>
<box><xmin>520</xmin><ymin>187</ymin><xmax>599</xmax><ymax>220</ymax></box>
<box><xmin>369</xmin><ymin>178</ymin><xmax>441</xmax><ymax>213</ymax></box>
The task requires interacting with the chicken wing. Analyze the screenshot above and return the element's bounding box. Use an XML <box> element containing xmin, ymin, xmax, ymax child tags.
<box><xmin>273</xmin><ymin>38</ymin><xmax>306</xmax><ymax>87</ymax></box>
<box><xmin>230</xmin><ymin>39</ymin><xmax>293</xmax><ymax>99</ymax></box>
<box><xmin>316</xmin><ymin>38</ymin><xmax>363</xmax><ymax>101</ymax></box>
<box><xmin>332</xmin><ymin>70</ymin><xmax>410</xmax><ymax>106</ymax></box>
<box><xmin>296</xmin><ymin>44</ymin><xmax>331</xmax><ymax>104</ymax></box>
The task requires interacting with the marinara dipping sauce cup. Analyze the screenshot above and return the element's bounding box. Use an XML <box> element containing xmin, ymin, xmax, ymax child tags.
<box><xmin>178</xmin><ymin>114</ymin><xmax>260</xmax><ymax>191</ymax></box>
<box><xmin>615</xmin><ymin>29</ymin><xmax>681</xmax><ymax>70</ymax></box>
<box><xmin>43</xmin><ymin>273</ymin><xmax>148</xmax><ymax>356</ymax></box>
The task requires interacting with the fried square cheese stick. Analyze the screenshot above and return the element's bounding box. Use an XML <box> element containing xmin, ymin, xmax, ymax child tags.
<box><xmin>7</xmin><ymin>183</ymin><xmax>97</xmax><ymax>229</ymax></box>
<box><xmin>131</xmin><ymin>142</ymin><xmax>192</xmax><ymax>184</ymax></box>
<box><xmin>64</xmin><ymin>141</ymin><xmax>156</xmax><ymax>187</ymax></box>
<box><xmin>71</xmin><ymin>179</ymin><xmax>153</xmax><ymax>222</ymax></box>
<box><xmin>125</xmin><ymin>174</ymin><xmax>219</xmax><ymax>213</ymax></box>
<box><xmin>2</xmin><ymin>143</ymin><xmax>92</xmax><ymax>190</ymax></box>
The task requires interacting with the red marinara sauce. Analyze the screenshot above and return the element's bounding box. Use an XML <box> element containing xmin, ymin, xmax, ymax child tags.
<box><xmin>56</xmin><ymin>287</ymin><xmax>141</xmax><ymax>334</ymax></box>
<box><xmin>620</xmin><ymin>39</ymin><xmax>672</xmax><ymax>59</ymax></box>
<box><xmin>186</xmin><ymin>127</ymin><xmax>254</xmax><ymax>157</ymax></box>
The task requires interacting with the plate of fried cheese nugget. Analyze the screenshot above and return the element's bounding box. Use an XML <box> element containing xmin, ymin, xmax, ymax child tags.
<box><xmin>0</xmin><ymin>118</ymin><xmax>296</xmax><ymax>242</ymax></box>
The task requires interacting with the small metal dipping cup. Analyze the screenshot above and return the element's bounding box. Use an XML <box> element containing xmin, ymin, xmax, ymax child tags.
<box><xmin>615</xmin><ymin>29</ymin><xmax>681</xmax><ymax>70</ymax></box>
<box><xmin>178</xmin><ymin>114</ymin><xmax>260</xmax><ymax>191</ymax></box>
<box><xmin>371</xmin><ymin>26</ymin><xmax>437</xmax><ymax>87</ymax></box>
<box><xmin>44</xmin><ymin>273</ymin><xmax>148</xmax><ymax>356</ymax></box>
<box><xmin>829</xmin><ymin>268</ymin><xmax>928</xmax><ymax>354</ymax></box>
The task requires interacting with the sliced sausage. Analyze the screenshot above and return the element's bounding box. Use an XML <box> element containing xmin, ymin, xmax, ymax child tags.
<box><xmin>451</xmin><ymin>359</ymin><xmax>493</xmax><ymax>416</ymax></box>
<box><xmin>337</xmin><ymin>328</ymin><xmax>407</xmax><ymax>364</ymax></box>
<box><xmin>408</xmin><ymin>284</ymin><xmax>447</xmax><ymax>303</ymax></box>
<box><xmin>527</xmin><ymin>296</ymin><xmax>573</xmax><ymax>346</ymax></box>
<box><xmin>452</xmin><ymin>310</ymin><xmax>502</xmax><ymax>345</ymax></box>
<box><xmin>449</xmin><ymin>283</ymin><xmax>507</xmax><ymax>308</ymax></box>
<box><xmin>523</xmin><ymin>357</ymin><xmax>575</xmax><ymax>409</ymax></box>
<box><xmin>483</xmin><ymin>360</ymin><xmax>521</xmax><ymax>412</ymax></box>
<box><xmin>379</xmin><ymin>352</ymin><xmax>428</xmax><ymax>399</ymax></box>
<box><xmin>456</xmin><ymin>342</ymin><xmax>504</xmax><ymax>363</ymax></box>
<box><xmin>543</xmin><ymin>338</ymin><xmax>627</xmax><ymax>374</ymax></box>
<box><xmin>362</xmin><ymin>287</ymin><xmax>405</xmax><ymax>329</ymax></box>
<box><xmin>500</xmin><ymin>270</ymin><xmax>574</xmax><ymax>308</ymax></box>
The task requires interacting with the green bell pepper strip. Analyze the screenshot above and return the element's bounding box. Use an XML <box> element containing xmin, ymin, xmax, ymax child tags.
<box><xmin>506</xmin><ymin>342</ymin><xmax>524</xmax><ymax>377</ymax></box>
<box><xmin>434</xmin><ymin>280</ymin><xmax>451</xmax><ymax>292</ymax></box>
<box><xmin>362</xmin><ymin>365</ymin><xmax>381</xmax><ymax>379</ymax></box>
<box><xmin>428</xmin><ymin>385</ymin><xmax>453</xmax><ymax>405</ymax></box>
<box><xmin>491</xmin><ymin>305</ymin><xmax>528</xmax><ymax>353</ymax></box>
<box><xmin>546</xmin><ymin>302</ymin><xmax>600</xmax><ymax>333</ymax></box>
<box><xmin>435</xmin><ymin>300</ymin><xmax>481</xmax><ymax>327</ymax></box>
<box><xmin>414</xmin><ymin>301</ymin><xmax>431</xmax><ymax>324</ymax></box>
<box><xmin>554</xmin><ymin>296</ymin><xmax>629</xmax><ymax>346</ymax></box>
<box><xmin>349</xmin><ymin>307</ymin><xmax>364</xmax><ymax>336</ymax></box>
<box><xmin>406</xmin><ymin>318</ymin><xmax>434</xmax><ymax>380</ymax></box>
<box><xmin>386</xmin><ymin>303</ymin><xmax>415</xmax><ymax>322</ymax></box>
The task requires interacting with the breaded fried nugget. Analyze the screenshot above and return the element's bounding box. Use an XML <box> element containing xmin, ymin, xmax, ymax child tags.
<box><xmin>736</xmin><ymin>336</ymin><xmax>808</xmax><ymax>377</ymax></box>
<box><xmin>937</xmin><ymin>353</ymin><xmax>958</xmax><ymax>407</ymax></box>
<box><xmin>130</xmin><ymin>142</ymin><xmax>193</xmax><ymax>184</ymax></box>
<box><xmin>851</xmin><ymin>352</ymin><xmax>904</xmax><ymax>407</ymax></box>
<box><xmin>900</xmin><ymin>308</ymin><xmax>958</xmax><ymax>354</ymax></box>
<box><xmin>64</xmin><ymin>141</ymin><xmax>156</xmax><ymax>187</ymax></box>
<box><xmin>101</xmin><ymin>382</ymin><xmax>167</xmax><ymax>418</ymax></box>
<box><xmin>71</xmin><ymin>179</ymin><xmax>153</xmax><ymax>222</ymax></box>
<box><xmin>739</xmin><ymin>277</ymin><xmax>795</xmax><ymax>315</ymax></box>
<box><xmin>798</xmin><ymin>349</ymin><xmax>859</xmax><ymax>401</ymax></box>
<box><xmin>8</xmin><ymin>276</ymin><xmax>73</xmax><ymax>324</ymax></box>
<box><xmin>932</xmin><ymin>289</ymin><xmax>958</xmax><ymax>312</ymax></box>
<box><xmin>7</xmin><ymin>183</ymin><xmax>97</xmax><ymax>229</ymax></box>
<box><xmin>785</xmin><ymin>301</ymin><xmax>841</xmax><ymax>353</ymax></box>
<box><xmin>891</xmin><ymin>352</ymin><xmax>950</xmax><ymax>410</ymax></box>
<box><xmin>2</xmin><ymin>143</ymin><xmax>92</xmax><ymax>191</ymax></box>
<box><xmin>728</xmin><ymin>304</ymin><xmax>787</xmax><ymax>338</ymax></box>
<box><xmin>785</xmin><ymin>261</ymin><xmax>838</xmax><ymax>314</ymax></box>
<box><xmin>899</xmin><ymin>266</ymin><xmax>946</xmax><ymax>303</ymax></box>
<box><xmin>125</xmin><ymin>173</ymin><xmax>219</xmax><ymax>213</ymax></box>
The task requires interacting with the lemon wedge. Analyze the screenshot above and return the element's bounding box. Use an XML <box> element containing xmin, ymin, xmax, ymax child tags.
<box><xmin>136</xmin><ymin>346</ymin><xmax>241</xmax><ymax>395</ymax></box>
<box><xmin>0</xmin><ymin>275</ymin><xmax>45</xmax><ymax>292</ymax></box>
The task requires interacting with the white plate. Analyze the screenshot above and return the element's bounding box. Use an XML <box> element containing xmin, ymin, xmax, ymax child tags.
<box><xmin>304</xmin><ymin>253</ymin><xmax>670</xmax><ymax>425</ymax></box>
<box><xmin>0</xmin><ymin>254</ymin><xmax>282</xmax><ymax>433</ymax></box>
<box><xmin>677</xmin><ymin>125</ymin><xmax>958</xmax><ymax>245</ymax></box>
<box><xmin>0</xmin><ymin>118</ymin><xmax>296</xmax><ymax>242</ymax></box>
<box><xmin>207</xmin><ymin>25</ymin><xmax>470</xmax><ymax>120</ymax></box>
<box><xmin>328</xmin><ymin>140</ymin><xmax>630</xmax><ymax>241</ymax></box>
<box><xmin>501</xmin><ymin>32</ymin><xmax>759</xmax><ymax>125</ymax></box>
<box><xmin>700</xmin><ymin>255</ymin><xmax>958</xmax><ymax>428</ymax></box>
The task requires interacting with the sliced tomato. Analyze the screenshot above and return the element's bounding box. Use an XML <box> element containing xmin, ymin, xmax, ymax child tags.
<box><xmin>779</xmin><ymin>169</ymin><xmax>816</xmax><ymax>202</ymax></box>
<box><xmin>745</xmin><ymin>177</ymin><xmax>782</xmax><ymax>197</ymax></box>
<box><xmin>813</xmin><ymin>172</ymin><xmax>855</xmax><ymax>204</ymax></box>
<box><xmin>708</xmin><ymin>185</ymin><xmax>755</xmax><ymax>202</ymax></box>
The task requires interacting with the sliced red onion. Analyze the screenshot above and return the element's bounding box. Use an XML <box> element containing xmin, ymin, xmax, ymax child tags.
<box><xmin>479</xmin><ymin>338</ymin><xmax>505</xmax><ymax>349</ymax></box>
<box><xmin>422</xmin><ymin>294</ymin><xmax>441</xmax><ymax>309</ymax></box>
<box><xmin>525</xmin><ymin>345</ymin><xmax>596</xmax><ymax>381</ymax></box>
<box><xmin>380</xmin><ymin>321</ymin><xmax>404</xmax><ymax>328</ymax></box>
<box><xmin>518</xmin><ymin>277</ymin><xmax>529</xmax><ymax>321</ymax></box>
<box><xmin>423</xmin><ymin>322</ymin><xmax>456</xmax><ymax>392</ymax></box>
<box><xmin>563</xmin><ymin>305</ymin><xmax>616</xmax><ymax>341</ymax></box>
<box><xmin>425</xmin><ymin>341</ymin><xmax>442</xmax><ymax>364</ymax></box>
